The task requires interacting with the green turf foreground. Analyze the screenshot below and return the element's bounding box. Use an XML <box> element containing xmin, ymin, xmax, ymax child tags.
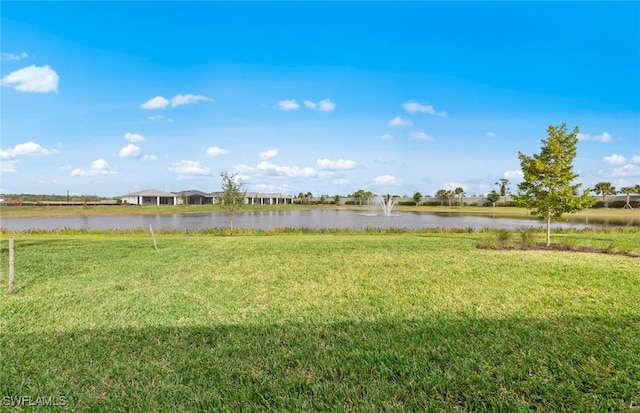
<box><xmin>1</xmin><ymin>232</ymin><xmax>639</xmax><ymax>411</ymax></box>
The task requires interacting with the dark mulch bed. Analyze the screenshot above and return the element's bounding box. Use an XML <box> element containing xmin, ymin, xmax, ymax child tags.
<box><xmin>477</xmin><ymin>242</ymin><xmax>640</xmax><ymax>258</ymax></box>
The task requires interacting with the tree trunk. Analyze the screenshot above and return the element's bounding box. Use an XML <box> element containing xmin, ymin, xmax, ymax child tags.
<box><xmin>546</xmin><ymin>211</ymin><xmax>551</xmax><ymax>246</ymax></box>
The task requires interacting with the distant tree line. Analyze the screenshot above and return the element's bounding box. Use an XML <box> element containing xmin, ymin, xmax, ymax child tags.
<box><xmin>1</xmin><ymin>193</ymin><xmax>109</xmax><ymax>203</ymax></box>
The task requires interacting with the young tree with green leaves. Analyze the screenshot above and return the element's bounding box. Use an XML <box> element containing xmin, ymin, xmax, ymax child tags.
<box><xmin>486</xmin><ymin>190</ymin><xmax>501</xmax><ymax>207</ymax></box>
<box><xmin>593</xmin><ymin>181</ymin><xmax>616</xmax><ymax>208</ymax></box>
<box><xmin>220</xmin><ymin>171</ymin><xmax>246</xmax><ymax>230</ymax></box>
<box><xmin>413</xmin><ymin>191</ymin><xmax>423</xmax><ymax>205</ymax></box>
<box><xmin>513</xmin><ymin>124</ymin><xmax>593</xmax><ymax>246</ymax></box>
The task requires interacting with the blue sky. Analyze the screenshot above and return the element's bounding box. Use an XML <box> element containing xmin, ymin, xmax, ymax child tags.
<box><xmin>1</xmin><ymin>1</ymin><xmax>639</xmax><ymax>198</ymax></box>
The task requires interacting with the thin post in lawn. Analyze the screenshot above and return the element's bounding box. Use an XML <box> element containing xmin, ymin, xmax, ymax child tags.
<box><xmin>8</xmin><ymin>238</ymin><xmax>15</xmax><ymax>294</ymax></box>
<box><xmin>149</xmin><ymin>225</ymin><xmax>158</xmax><ymax>251</ymax></box>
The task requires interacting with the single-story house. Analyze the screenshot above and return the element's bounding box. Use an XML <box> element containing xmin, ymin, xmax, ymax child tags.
<box><xmin>244</xmin><ymin>192</ymin><xmax>294</xmax><ymax>205</ymax></box>
<box><xmin>209</xmin><ymin>191</ymin><xmax>294</xmax><ymax>205</ymax></box>
<box><xmin>121</xmin><ymin>189</ymin><xmax>178</xmax><ymax>206</ymax></box>
<box><xmin>177</xmin><ymin>190</ymin><xmax>214</xmax><ymax>205</ymax></box>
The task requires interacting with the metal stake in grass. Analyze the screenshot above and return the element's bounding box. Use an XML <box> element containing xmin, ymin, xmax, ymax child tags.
<box><xmin>8</xmin><ymin>238</ymin><xmax>15</xmax><ymax>294</ymax></box>
<box><xmin>149</xmin><ymin>225</ymin><xmax>158</xmax><ymax>251</ymax></box>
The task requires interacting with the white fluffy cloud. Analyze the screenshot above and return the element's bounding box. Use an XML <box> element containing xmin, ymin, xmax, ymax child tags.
<box><xmin>633</xmin><ymin>155</ymin><xmax>640</xmax><ymax>163</ymax></box>
<box><xmin>119</xmin><ymin>144</ymin><xmax>141</xmax><ymax>158</ymax></box>
<box><xmin>168</xmin><ymin>160</ymin><xmax>211</xmax><ymax>176</ymax></box>
<box><xmin>170</xmin><ymin>94</ymin><xmax>212</xmax><ymax>107</ymax></box>
<box><xmin>277</xmin><ymin>99</ymin><xmax>300</xmax><ymax>111</ymax></box>
<box><xmin>485</xmin><ymin>132</ymin><xmax>497</xmax><ymax>138</ymax></box>
<box><xmin>141</xmin><ymin>154</ymin><xmax>158</xmax><ymax>161</ymax></box>
<box><xmin>141</xmin><ymin>96</ymin><xmax>170</xmax><ymax>109</ymax></box>
<box><xmin>1</xmin><ymin>65</ymin><xmax>59</xmax><ymax>93</ymax></box>
<box><xmin>410</xmin><ymin>131</ymin><xmax>432</xmax><ymax>140</ymax></box>
<box><xmin>206</xmin><ymin>146</ymin><xmax>230</xmax><ymax>157</ymax></box>
<box><xmin>444</xmin><ymin>182</ymin><xmax>468</xmax><ymax>191</ymax></box>
<box><xmin>255</xmin><ymin>161</ymin><xmax>318</xmax><ymax>178</ymax></box>
<box><xmin>372</xmin><ymin>174</ymin><xmax>399</xmax><ymax>185</ymax></box>
<box><xmin>578</xmin><ymin>132</ymin><xmax>612</xmax><ymax>142</ymax></box>
<box><xmin>1</xmin><ymin>52</ymin><xmax>29</xmax><ymax>61</ymax></box>
<box><xmin>70</xmin><ymin>159</ymin><xmax>116</xmax><ymax>177</ymax></box>
<box><xmin>603</xmin><ymin>154</ymin><xmax>627</xmax><ymax>165</ymax></box>
<box><xmin>503</xmin><ymin>170</ymin><xmax>524</xmax><ymax>180</ymax></box>
<box><xmin>598</xmin><ymin>164</ymin><xmax>640</xmax><ymax>178</ymax></box>
<box><xmin>251</xmin><ymin>183</ymin><xmax>293</xmax><ymax>192</ymax></box>
<box><xmin>0</xmin><ymin>141</ymin><xmax>56</xmax><ymax>159</ymax></box>
<box><xmin>388</xmin><ymin>116</ymin><xmax>413</xmax><ymax>127</ymax></box>
<box><xmin>286</xmin><ymin>99</ymin><xmax>335</xmax><ymax>112</ymax></box>
<box><xmin>260</xmin><ymin>149</ymin><xmax>279</xmax><ymax>160</ymax></box>
<box><xmin>402</xmin><ymin>101</ymin><xmax>446</xmax><ymax>117</ymax></box>
<box><xmin>141</xmin><ymin>94</ymin><xmax>211</xmax><ymax>110</ymax></box>
<box><xmin>379</xmin><ymin>134</ymin><xmax>394</xmax><ymax>140</ymax></box>
<box><xmin>317</xmin><ymin>158</ymin><xmax>357</xmax><ymax>170</ymax></box>
<box><xmin>1</xmin><ymin>160</ymin><xmax>18</xmax><ymax>173</ymax></box>
<box><xmin>124</xmin><ymin>132</ymin><xmax>146</xmax><ymax>143</ymax></box>
<box><xmin>317</xmin><ymin>99</ymin><xmax>336</xmax><ymax>112</ymax></box>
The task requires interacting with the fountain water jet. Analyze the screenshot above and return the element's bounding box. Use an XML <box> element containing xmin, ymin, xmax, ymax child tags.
<box><xmin>377</xmin><ymin>195</ymin><xmax>397</xmax><ymax>216</ymax></box>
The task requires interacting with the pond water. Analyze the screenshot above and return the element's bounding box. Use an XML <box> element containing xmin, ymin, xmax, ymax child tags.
<box><xmin>1</xmin><ymin>209</ymin><xmax>637</xmax><ymax>231</ymax></box>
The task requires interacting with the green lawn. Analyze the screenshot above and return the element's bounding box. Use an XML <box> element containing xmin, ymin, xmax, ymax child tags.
<box><xmin>1</xmin><ymin>232</ymin><xmax>639</xmax><ymax>411</ymax></box>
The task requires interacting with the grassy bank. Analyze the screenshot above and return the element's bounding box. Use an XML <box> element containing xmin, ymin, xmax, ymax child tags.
<box><xmin>1</xmin><ymin>232</ymin><xmax>639</xmax><ymax>411</ymax></box>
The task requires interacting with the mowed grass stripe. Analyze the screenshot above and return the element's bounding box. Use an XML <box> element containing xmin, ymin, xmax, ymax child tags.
<box><xmin>1</xmin><ymin>233</ymin><xmax>638</xmax><ymax>411</ymax></box>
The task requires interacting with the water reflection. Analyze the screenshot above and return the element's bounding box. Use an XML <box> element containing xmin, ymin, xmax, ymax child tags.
<box><xmin>1</xmin><ymin>209</ymin><xmax>637</xmax><ymax>231</ymax></box>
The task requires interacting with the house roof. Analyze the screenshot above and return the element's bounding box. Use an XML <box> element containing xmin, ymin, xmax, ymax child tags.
<box><xmin>123</xmin><ymin>189</ymin><xmax>293</xmax><ymax>198</ymax></box>
<box><xmin>209</xmin><ymin>191</ymin><xmax>293</xmax><ymax>198</ymax></box>
<box><xmin>246</xmin><ymin>192</ymin><xmax>294</xmax><ymax>199</ymax></box>
<box><xmin>177</xmin><ymin>190</ymin><xmax>210</xmax><ymax>197</ymax></box>
<box><xmin>122</xmin><ymin>189</ymin><xmax>178</xmax><ymax>197</ymax></box>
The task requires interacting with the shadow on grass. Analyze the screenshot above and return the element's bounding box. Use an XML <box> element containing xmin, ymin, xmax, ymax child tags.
<box><xmin>1</xmin><ymin>316</ymin><xmax>639</xmax><ymax>412</ymax></box>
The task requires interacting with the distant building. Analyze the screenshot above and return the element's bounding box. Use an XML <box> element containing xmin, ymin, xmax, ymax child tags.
<box><xmin>213</xmin><ymin>191</ymin><xmax>294</xmax><ymax>205</ymax></box>
<box><xmin>121</xmin><ymin>189</ymin><xmax>178</xmax><ymax>206</ymax></box>
<box><xmin>123</xmin><ymin>189</ymin><xmax>293</xmax><ymax>206</ymax></box>
<box><xmin>177</xmin><ymin>190</ymin><xmax>213</xmax><ymax>205</ymax></box>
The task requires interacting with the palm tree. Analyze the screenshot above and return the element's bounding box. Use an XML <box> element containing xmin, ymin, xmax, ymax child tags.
<box><xmin>593</xmin><ymin>182</ymin><xmax>616</xmax><ymax>208</ymax></box>
<box><xmin>352</xmin><ymin>189</ymin><xmax>366</xmax><ymax>206</ymax></box>
<box><xmin>495</xmin><ymin>178</ymin><xmax>510</xmax><ymax>203</ymax></box>
<box><xmin>454</xmin><ymin>187</ymin><xmax>464</xmax><ymax>208</ymax></box>
<box><xmin>620</xmin><ymin>186</ymin><xmax>636</xmax><ymax>209</ymax></box>
<box><xmin>445</xmin><ymin>190</ymin><xmax>455</xmax><ymax>207</ymax></box>
<box><xmin>435</xmin><ymin>189</ymin><xmax>448</xmax><ymax>206</ymax></box>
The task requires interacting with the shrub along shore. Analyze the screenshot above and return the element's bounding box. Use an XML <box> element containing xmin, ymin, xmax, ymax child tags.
<box><xmin>1</xmin><ymin>230</ymin><xmax>639</xmax><ymax>411</ymax></box>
